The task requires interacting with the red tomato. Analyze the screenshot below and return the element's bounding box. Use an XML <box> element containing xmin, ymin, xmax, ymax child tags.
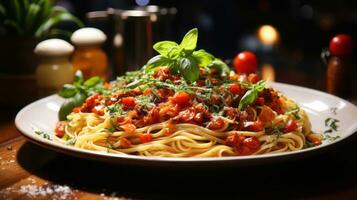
<box><xmin>55</xmin><ymin>122</ymin><xmax>65</xmax><ymax>138</ymax></box>
<box><xmin>243</xmin><ymin>136</ymin><xmax>261</xmax><ymax>150</ymax></box>
<box><xmin>248</xmin><ymin>73</ymin><xmax>260</xmax><ymax>84</ymax></box>
<box><xmin>329</xmin><ymin>34</ymin><xmax>354</xmax><ymax>57</ymax></box>
<box><xmin>284</xmin><ymin>120</ymin><xmax>298</xmax><ymax>133</ymax></box>
<box><xmin>120</xmin><ymin>123</ymin><xmax>136</xmax><ymax>134</ymax></box>
<box><xmin>207</xmin><ymin>117</ymin><xmax>225</xmax><ymax>130</ymax></box>
<box><xmin>121</xmin><ymin>97</ymin><xmax>136</xmax><ymax>108</ymax></box>
<box><xmin>139</xmin><ymin>133</ymin><xmax>153</xmax><ymax>143</ymax></box>
<box><xmin>85</xmin><ymin>94</ymin><xmax>102</xmax><ymax>109</ymax></box>
<box><xmin>245</xmin><ymin>121</ymin><xmax>264</xmax><ymax>132</ymax></box>
<box><xmin>237</xmin><ymin>146</ymin><xmax>252</xmax><ymax>156</ymax></box>
<box><xmin>172</xmin><ymin>92</ymin><xmax>190</xmax><ymax>106</ymax></box>
<box><xmin>233</xmin><ymin>51</ymin><xmax>257</xmax><ymax>74</ymax></box>
<box><xmin>228</xmin><ymin>83</ymin><xmax>241</xmax><ymax>95</ymax></box>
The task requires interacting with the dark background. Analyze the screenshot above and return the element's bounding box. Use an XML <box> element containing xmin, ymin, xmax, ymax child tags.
<box><xmin>59</xmin><ymin>0</ymin><xmax>357</xmax><ymax>96</ymax></box>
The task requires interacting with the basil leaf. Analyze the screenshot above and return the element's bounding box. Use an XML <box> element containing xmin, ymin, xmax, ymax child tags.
<box><xmin>74</xmin><ymin>70</ymin><xmax>84</xmax><ymax>85</ymax></box>
<box><xmin>58</xmin><ymin>84</ymin><xmax>77</xmax><ymax>98</ymax></box>
<box><xmin>153</xmin><ymin>41</ymin><xmax>178</xmax><ymax>57</ymax></box>
<box><xmin>207</xmin><ymin>59</ymin><xmax>230</xmax><ymax>77</ymax></box>
<box><xmin>192</xmin><ymin>49</ymin><xmax>214</xmax><ymax>66</ymax></box>
<box><xmin>58</xmin><ymin>98</ymin><xmax>75</xmax><ymax>121</ymax></box>
<box><xmin>84</xmin><ymin>76</ymin><xmax>102</xmax><ymax>88</ymax></box>
<box><xmin>180</xmin><ymin>28</ymin><xmax>198</xmax><ymax>52</ymax></box>
<box><xmin>238</xmin><ymin>90</ymin><xmax>258</xmax><ymax>110</ymax></box>
<box><xmin>144</xmin><ymin>55</ymin><xmax>170</xmax><ymax>72</ymax></box>
<box><xmin>58</xmin><ymin>93</ymin><xmax>86</xmax><ymax>120</ymax></box>
<box><xmin>167</xmin><ymin>46</ymin><xmax>182</xmax><ymax>59</ymax></box>
<box><xmin>179</xmin><ymin>57</ymin><xmax>199</xmax><ymax>81</ymax></box>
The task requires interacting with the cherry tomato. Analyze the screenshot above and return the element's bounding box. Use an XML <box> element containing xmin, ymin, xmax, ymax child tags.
<box><xmin>228</xmin><ymin>83</ymin><xmax>241</xmax><ymax>95</ymax></box>
<box><xmin>139</xmin><ymin>133</ymin><xmax>153</xmax><ymax>143</ymax></box>
<box><xmin>120</xmin><ymin>123</ymin><xmax>136</xmax><ymax>134</ymax></box>
<box><xmin>248</xmin><ymin>73</ymin><xmax>260</xmax><ymax>84</ymax></box>
<box><xmin>121</xmin><ymin>97</ymin><xmax>136</xmax><ymax>108</ymax></box>
<box><xmin>329</xmin><ymin>34</ymin><xmax>354</xmax><ymax>57</ymax></box>
<box><xmin>172</xmin><ymin>91</ymin><xmax>190</xmax><ymax>106</ymax></box>
<box><xmin>55</xmin><ymin>122</ymin><xmax>65</xmax><ymax>138</ymax></box>
<box><xmin>243</xmin><ymin>136</ymin><xmax>261</xmax><ymax>150</ymax></box>
<box><xmin>233</xmin><ymin>51</ymin><xmax>257</xmax><ymax>74</ymax></box>
<box><xmin>284</xmin><ymin>119</ymin><xmax>298</xmax><ymax>133</ymax></box>
<box><xmin>245</xmin><ymin>121</ymin><xmax>264</xmax><ymax>132</ymax></box>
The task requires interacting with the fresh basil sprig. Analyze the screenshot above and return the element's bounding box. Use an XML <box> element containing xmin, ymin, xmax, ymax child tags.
<box><xmin>144</xmin><ymin>28</ymin><xmax>222</xmax><ymax>82</ymax></box>
<box><xmin>238</xmin><ymin>80</ymin><xmax>268</xmax><ymax>110</ymax></box>
<box><xmin>58</xmin><ymin>71</ymin><xmax>104</xmax><ymax>120</ymax></box>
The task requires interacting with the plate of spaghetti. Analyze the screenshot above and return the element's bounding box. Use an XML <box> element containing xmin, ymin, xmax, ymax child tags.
<box><xmin>16</xmin><ymin>29</ymin><xmax>357</xmax><ymax>165</ymax></box>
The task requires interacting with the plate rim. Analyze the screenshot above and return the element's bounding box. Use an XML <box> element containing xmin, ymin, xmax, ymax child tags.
<box><xmin>15</xmin><ymin>82</ymin><xmax>357</xmax><ymax>163</ymax></box>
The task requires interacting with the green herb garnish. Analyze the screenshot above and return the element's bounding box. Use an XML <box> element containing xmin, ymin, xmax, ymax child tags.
<box><xmin>144</xmin><ymin>28</ymin><xmax>226</xmax><ymax>82</ymax></box>
<box><xmin>58</xmin><ymin>71</ymin><xmax>104</xmax><ymax>120</ymax></box>
<box><xmin>35</xmin><ymin>131</ymin><xmax>52</xmax><ymax>140</ymax></box>
<box><xmin>238</xmin><ymin>80</ymin><xmax>268</xmax><ymax>110</ymax></box>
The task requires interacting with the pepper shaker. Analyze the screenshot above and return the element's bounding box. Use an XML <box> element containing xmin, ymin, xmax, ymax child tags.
<box><xmin>323</xmin><ymin>34</ymin><xmax>354</xmax><ymax>98</ymax></box>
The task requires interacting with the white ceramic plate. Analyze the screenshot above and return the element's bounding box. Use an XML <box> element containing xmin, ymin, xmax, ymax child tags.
<box><xmin>15</xmin><ymin>82</ymin><xmax>357</xmax><ymax>166</ymax></box>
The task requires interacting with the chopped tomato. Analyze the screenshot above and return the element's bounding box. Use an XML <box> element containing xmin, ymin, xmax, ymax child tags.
<box><xmin>119</xmin><ymin>138</ymin><xmax>132</xmax><ymax>148</ymax></box>
<box><xmin>284</xmin><ymin>120</ymin><xmax>298</xmax><ymax>133</ymax></box>
<box><xmin>171</xmin><ymin>91</ymin><xmax>190</xmax><ymax>106</ymax></box>
<box><xmin>120</xmin><ymin>123</ymin><xmax>136</xmax><ymax>134</ymax></box>
<box><xmin>208</xmin><ymin>117</ymin><xmax>225</xmax><ymax>130</ymax></box>
<box><xmin>228</xmin><ymin>83</ymin><xmax>241</xmax><ymax>95</ymax></box>
<box><xmin>245</xmin><ymin>121</ymin><xmax>264</xmax><ymax>132</ymax></box>
<box><xmin>196</xmin><ymin>80</ymin><xmax>205</xmax><ymax>87</ymax></box>
<box><xmin>72</xmin><ymin>107</ymin><xmax>81</xmax><ymax>113</ymax></box>
<box><xmin>85</xmin><ymin>94</ymin><xmax>102</xmax><ymax>108</ymax></box>
<box><xmin>255</xmin><ymin>97</ymin><xmax>265</xmax><ymax>105</ymax></box>
<box><xmin>92</xmin><ymin>105</ymin><xmax>105</xmax><ymax>115</ymax></box>
<box><xmin>179</xmin><ymin>108</ymin><xmax>195</xmax><ymax>122</ymax></box>
<box><xmin>55</xmin><ymin>122</ymin><xmax>65</xmax><ymax>138</ymax></box>
<box><xmin>258</xmin><ymin>106</ymin><xmax>276</xmax><ymax>123</ymax></box>
<box><xmin>143</xmin><ymin>88</ymin><xmax>151</xmax><ymax>96</ymax></box>
<box><xmin>139</xmin><ymin>133</ymin><xmax>153</xmax><ymax>143</ymax></box>
<box><xmin>248</xmin><ymin>73</ymin><xmax>260</xmax><ymax>84</ymax></box>
<box><xmin>243</xmin><ymin>136</ymin><xmax>260</xmax><ymax>150</ymax></box>
<box><xmin>237</xmin><ymin>146</ymin><xmax>252</xmax><ymax>156</ymax></box>
<box><xmin>121</xmin><ymin>97</ymin><xmax>136</xmax><ymax>108</ymax></box>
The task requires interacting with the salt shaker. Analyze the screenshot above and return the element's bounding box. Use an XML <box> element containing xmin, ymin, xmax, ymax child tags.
<box><xmin>71</xmin><ymin>27</ymin><xmax>109</xmax><ymax>80</ymax></box>
<box><xmin>34</xmin><ymin>39</ymin><xmax>74</xmax><ymax>96</ymax></box>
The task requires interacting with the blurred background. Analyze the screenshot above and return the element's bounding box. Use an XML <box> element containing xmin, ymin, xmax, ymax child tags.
<box><xmin>0</xmin><ymin>0</ymin><xmax>356</xmax><ymax>108</ymax></box>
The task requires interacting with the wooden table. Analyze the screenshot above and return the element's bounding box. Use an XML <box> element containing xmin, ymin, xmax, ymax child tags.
<box><xmin>1</xmin><ymin>68</ymin><xmax>357</xmax><ymax>199</ymax></box>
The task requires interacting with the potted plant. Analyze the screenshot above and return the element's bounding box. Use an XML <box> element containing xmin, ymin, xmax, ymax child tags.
<box><xmin>0</xmin><ymin>0</ymin><xmax>83</xmax><ymax>106</ymax></box>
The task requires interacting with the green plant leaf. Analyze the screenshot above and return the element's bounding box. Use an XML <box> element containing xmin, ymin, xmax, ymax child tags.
<box><xmin>144</xmin><ymin>55</ymin><xmax>170</xmax><ymax>72</ymax></box>
<box><xmin>238</xmin><ymin>90</ymin><xmax>258</xmax><ymax>110</ymax></box>
<box><xmin>192</xmin><ymin>49</ymin><xmax>214</xmax><ymax>66</ymax></box>
<box><xmin>153</xmin><ymin>41</ymin><xmax>178</xmax><ymax>57</ymax></box>
<box><xmin>11</xmin><ymin>0</ymin><xmax>21</xmax><ymax>25</ymax></box>
<box><xmin>58</xmin><ymin>93</ymin><xmax>86</xmax><ymax>121</ymax></box>
<box><xmin>0</xmin><ymin>4</ymin><xmax>7</xmax><ymax>18</ymax></box>
<box><xmin>207</xmin><ymin>59</ymin><xmax>230</xmax><ymax>77</ymax></box>
<box><xmin>179</xmin><ymin>57</ymin><xmax>199</xmax><ymax>81</ymax></box>
<box><xmin>46</xmin><ymin>28</ymin><xmax>72</xmax><ymax>38</ymax></box>
<box><xmin>24</xmin><ymin>3</ymin><xmax>40</xmax><ymax>34</ymax></box>
<box><xmin>180</xmin><ymin>28</ymin><xmax>198</xmax><ymax>52</ymax></box>
<box><xmin>84</xmin><ymin>77</ymin><xmax>102</xmax><ymax>88</ymax></box>
<box><xmin>35</xmin><ymin>9</ymin><xmax>83</xmax><ymax>38</ymax></box>
<box><xmin>59</xmin><ymin>84</ymin><xmax>77</xmax><ymax>98</ymax></box>
<box><xmin>4</xmin><ymin>19</ymin><xmax>23</xmax><ymax>35</ymax></box>
<box><xmin>74</xmin><ymin>70</ymin><xmax>84</xmax><ymax>85</ymax></box>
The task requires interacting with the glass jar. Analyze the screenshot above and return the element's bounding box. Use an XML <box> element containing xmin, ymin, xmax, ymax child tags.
<box><xmin>34</xmin><ymin>39</ymin><xmax>74</xmax><ymax>96</ymax></box>
<box><xmin>71</xmin><ymin>27</ymin><xmax>109</xmax><ymax>80</ymax></box>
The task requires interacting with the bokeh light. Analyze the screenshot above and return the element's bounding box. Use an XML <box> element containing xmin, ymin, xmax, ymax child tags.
<box><xmin>257</xmin><ymin>25</ymin><xmax>279</xmax><ymax>45</ymax></box>
<box><xmin>135</xmin><ymin>0</ymin><xmax>150</xmax><ymax>7</ymax></box>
